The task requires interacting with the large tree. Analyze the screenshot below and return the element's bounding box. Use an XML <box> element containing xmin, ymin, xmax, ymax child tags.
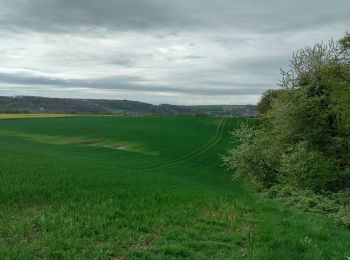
<box><xmin>224</xmin><ymin>34</ymin><xmax>350</xmax><ymax>192</ymax></box>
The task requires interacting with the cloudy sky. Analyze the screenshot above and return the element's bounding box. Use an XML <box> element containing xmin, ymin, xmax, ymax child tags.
<box><xmin>0</xmin><ymin>1</ymin><xmax>349</xmax><ymax>105</ymax></box>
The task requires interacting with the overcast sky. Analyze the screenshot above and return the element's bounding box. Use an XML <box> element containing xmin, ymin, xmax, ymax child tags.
<box><xmin>0</xmin><ymin>0</ymin><xmax>349</xmax><ymax>105</ymax></box>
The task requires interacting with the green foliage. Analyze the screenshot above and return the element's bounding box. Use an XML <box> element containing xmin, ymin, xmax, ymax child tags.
<box><xmin>256</xmin><ymin>89</ymin><xmax>285</xmax><ymax>115</ymax></box>
<box><xmin>338</xmin><ymin>32</ymin><xmax>350</xmax><ymax>64</ymax></box>
<box><xmin>223</xmin><ymin>124</ymin><xmax>282</xmax><ymax>188</ymax></box>
<box><xmin>280</xmin><ymin>142</ymin><xmax>337</xmax><ymax>191</ymax></box>
<box><xmin>264</xmin><ymin>185</ymin><xmax>350</xmax><ymax>229</ymax></box>
<box><xmin>224</xmin><ymin>33</ymin><xmax>350</xmax><ymax>229</ymax></box>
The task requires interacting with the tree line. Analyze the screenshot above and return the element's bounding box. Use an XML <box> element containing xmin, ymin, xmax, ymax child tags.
<box><xmin>224</xmin><ymin>33</ymin><xmax>350</xmax><ymax>228</ymax></box>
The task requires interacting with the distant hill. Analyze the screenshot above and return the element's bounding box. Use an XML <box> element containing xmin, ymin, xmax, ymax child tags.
<box><xmin>0</xmin><ymin>96</ymin><xmax>257</xmax><ymax>117</ymax></box>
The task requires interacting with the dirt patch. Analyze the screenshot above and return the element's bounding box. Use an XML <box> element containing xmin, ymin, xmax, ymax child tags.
<box><xmin>116</xmin><ymin>146</ymin><xmax>128</xmax><ymax>150</ymax></box>
<box><xmin>75</xmin><ymin>140</ymin><xmax>103</xmax><ymax>145</ymax></box>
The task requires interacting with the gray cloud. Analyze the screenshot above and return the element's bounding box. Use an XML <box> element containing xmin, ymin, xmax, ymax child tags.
<box><xmin>0</xmin><ymin>72</ymin><xmax>267</xmax><ymax>96</ymax></box>
<box><xmin>226</xmin><ymin>55</ymin><xmax>289</xmax><ymax>76</ymax></box>
<box><xmin>2</xmin><ymin>0</ymin><xmax>349</xmax><ymax>34</ymax></box>
<box><xmin>0</xmin><ymin>0</ymin><xmax>349</xmax><ymax>104</ymax></box>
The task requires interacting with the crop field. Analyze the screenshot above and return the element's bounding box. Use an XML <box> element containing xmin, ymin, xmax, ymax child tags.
<box><xmin>0</xmin><ymin>114</ymin><xmax>77</xmax><ymax>119</ymax></box>
<box><xmin>0</xmin><ymin>116</ymin><xmax>349</xmax><ymax>259</ymax></box>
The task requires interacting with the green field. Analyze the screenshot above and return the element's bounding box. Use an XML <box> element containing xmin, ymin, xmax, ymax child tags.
<box><xmin>0</xmin><ymin>116</ymin><xmax>349</xmax><ymax>259</ymax></box>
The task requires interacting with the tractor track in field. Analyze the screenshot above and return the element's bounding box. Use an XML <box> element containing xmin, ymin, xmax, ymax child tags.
<box><xmin>141</xmin><ymin>118</ymin><xmax>228</xmax><ymax>170</ymax></box>
<box><xmin>1</xmin><ymin>117</ymin><xmax>229</xmax><ymax>172</ymax></box>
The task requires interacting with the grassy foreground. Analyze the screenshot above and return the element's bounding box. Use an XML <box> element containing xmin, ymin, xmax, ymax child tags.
<box><xmin>0</xmin><ymin>116</ymin><xmax>349</xmax><ymax>259</ymax></box>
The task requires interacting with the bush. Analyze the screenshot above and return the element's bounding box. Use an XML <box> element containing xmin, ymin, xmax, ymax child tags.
<box><xmin>223</xmin><ymin>33</ymin><xmax>350</xmax><ymax>229</ymax></box>
<box><xmin>263</xmin><ymin>185</ymin><xmax>350</xmax><ymax>229</ymax></box>
<box><xmin>280</xmin><ymin>142</ymin><xmax>337</xmax><ymax>191</ymax></box>
<box><xmin>223</xmin><ymin>124</ymin><xmax>282</xmax><ymax>188</ymax></box>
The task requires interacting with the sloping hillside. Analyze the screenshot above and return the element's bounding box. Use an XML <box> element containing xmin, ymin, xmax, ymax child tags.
<box><xmin>0</xmin><ymin>96</ymin><xmax>257</xmax><ymax>116</ymax></box>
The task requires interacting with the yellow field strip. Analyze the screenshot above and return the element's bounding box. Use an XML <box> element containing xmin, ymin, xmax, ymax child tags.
<box><xmin>0</xmin><ymin>114</ymin><xmax>79</xmax><ymax>119</ymax></box>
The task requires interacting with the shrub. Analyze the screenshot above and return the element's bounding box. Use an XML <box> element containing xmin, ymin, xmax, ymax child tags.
<box><xmin>263</xmin><ymin>185</ymin><xmax>350</xmax><ymax>229</ymax></box>
<box><xmin>224</xmin><ymin>33</ymin><xmax>350</xmax><ymax>229</ymax></box>
<box><xmin>223</xmin><ymin>124</ymin><xmax>282</xmax><ymax>188</ymax></box>
<box><xmin>280</xmin><ymin>142</ymin><xmax>337</xmax><ymax>191</ymax></box>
